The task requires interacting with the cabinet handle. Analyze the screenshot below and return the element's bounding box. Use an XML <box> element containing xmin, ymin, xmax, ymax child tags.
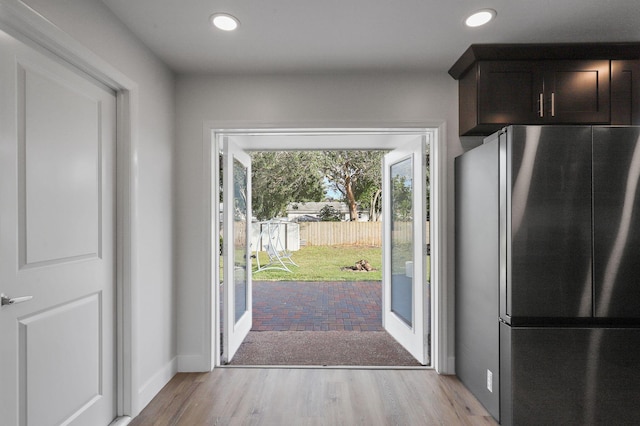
<box><xmin>551</xmin><ymin>92</ymin><xmax>555</xmax><ymax>117</ymax></box>
<box><xmin>538</xmin><ymin>93</ymin><xmax>544</xmax><ymax>118</ymax></box>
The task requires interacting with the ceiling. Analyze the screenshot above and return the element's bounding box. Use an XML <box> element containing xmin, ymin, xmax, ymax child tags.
<box><xmin>101</xmin><ymin>0</ymin><xmax>640</xmax><ymax>75</ymax></box>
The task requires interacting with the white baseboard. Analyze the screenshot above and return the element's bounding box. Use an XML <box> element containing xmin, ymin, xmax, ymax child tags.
<box><xmin>109</xmin><ymin>416</ymin><xmax>132</xmax><ymax>426</ymax></box>
<box><xmin>177</xmin><ymin>354</ymin><xmax>207</xmax><ymax>372</ymax></box>
<box><xmin>448</xmin><ymin>356</ymin><xmax>456</xmax><ymax>374</ymax></box>
<box><xmin>137</xmin><ymin>357</ymin><xmax>178</xmax><ymax>411</ymax></box>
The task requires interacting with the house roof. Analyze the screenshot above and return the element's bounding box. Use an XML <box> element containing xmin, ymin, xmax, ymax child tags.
<box><xmin>286</xmin><ymin>202</ymin><xmax>350</xmax><ymax>214</ymax></box>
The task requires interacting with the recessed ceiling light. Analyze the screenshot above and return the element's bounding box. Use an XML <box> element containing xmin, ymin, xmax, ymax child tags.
<box><xmin>211</xmin><ymin>13</ymin><xmax>240</xmax><ymax>31</ymax></box>
<box><xmin>465</xmin><ymin>9</ymin><xmax>497</xmax><ymax>27</ymax></box>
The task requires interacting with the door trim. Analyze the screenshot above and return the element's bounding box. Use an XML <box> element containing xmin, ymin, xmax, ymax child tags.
<box><xmin>205</xmin><ymin>121</ymin><xmax>449</xmax><ymax>373</ymax></box>
<box><xmin>0</xmin><ymin>0</ymin><xmax>139</xmax><ymax>417</ymax></box>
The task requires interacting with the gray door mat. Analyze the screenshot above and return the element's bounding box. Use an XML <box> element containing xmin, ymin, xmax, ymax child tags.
<box><xmin>228</xmin><ymin>331</ymin><xmax>422</xmax><ymax>366</ymax></box>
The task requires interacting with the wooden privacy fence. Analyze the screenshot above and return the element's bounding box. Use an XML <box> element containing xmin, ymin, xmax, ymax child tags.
<box><xmin>299</xmin><ymin>221</ymin><xmax>430</xmax><ymax>247</ymax></box>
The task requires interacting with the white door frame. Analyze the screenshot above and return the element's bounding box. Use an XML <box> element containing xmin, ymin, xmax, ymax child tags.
<box><xmin>0</xmin><ymin>0</ymin><xmax>139</xmax><ymax>418</ymax></box>
<box><xmin>206</xmin><ymin>123</ymin><xmax>449</xmax><ymax>373</ymax></box>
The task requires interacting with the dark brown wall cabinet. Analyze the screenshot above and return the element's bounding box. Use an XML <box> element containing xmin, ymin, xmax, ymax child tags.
<box><xmin>450</xmin><ymin>44</ymin><xmax>640</xmax><ymax>136</ymax></box>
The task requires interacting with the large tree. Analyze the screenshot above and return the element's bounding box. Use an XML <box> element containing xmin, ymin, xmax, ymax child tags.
<box><xmin>247</xmin><ymin>150</ymin><xmax>388</xmax><ymax>222</ymax></box>
<box><xmin>351</xmin><ymin>157</ymin><xmax>384</xmax><ymax>222</ymax></box>
<box><xmin>320</xmin><ymin>151</ymin><xmax>385</xmax><ymax>221</ymax></box>
<box><xmin>250</xmin><ymin>151</ymin><xmax>324</xmax><ymax>220</ymax></box>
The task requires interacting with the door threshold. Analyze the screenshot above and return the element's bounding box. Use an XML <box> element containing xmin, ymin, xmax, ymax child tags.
<box><xmin>219</xmin><ymin>364</ymin><xmax>431</xmax><ymax>370</ymax></box>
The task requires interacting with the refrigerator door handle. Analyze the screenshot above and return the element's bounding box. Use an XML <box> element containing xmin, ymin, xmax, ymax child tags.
<box><xmin>499</xmin><ymin>128</ymin><xmax>510</xmax><ymax>323</ymax></box>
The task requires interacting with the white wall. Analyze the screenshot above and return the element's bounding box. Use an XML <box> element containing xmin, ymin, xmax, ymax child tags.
<box><xmin>16</xmin><ymin>0</ymin><xmax>177</xmax><ymax>414</ymax></box>
<box><xmin>175</xmin><ymin>71</ymin><xmax>462</xmax><ymax>373</ymax></box>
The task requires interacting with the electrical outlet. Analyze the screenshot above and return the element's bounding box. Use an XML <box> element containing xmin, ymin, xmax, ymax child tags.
<box><xmin>487</xmin><ymin>370</ymin><xmax>493</xmax><ymax>392</ymax></box>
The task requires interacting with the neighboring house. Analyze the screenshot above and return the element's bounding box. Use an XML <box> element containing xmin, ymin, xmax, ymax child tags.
<box><xmin>286</xmin><ymin>201</ymin><xmax>371</xmax><ymax>222</ymax></box>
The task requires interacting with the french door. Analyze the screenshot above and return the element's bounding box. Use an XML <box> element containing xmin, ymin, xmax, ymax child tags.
<box><xmin>216</xmin><ymin>131</ymin><xmax>433</xmax><ymax>366</ymax></box>
<box><xmin>382</xmin><ymin>136</ymin><xmax>430</xmax><ymax>364</ymax></box>
<box><xmin>222</xmin><ymin>139</ymin><xmax>253</xmax><ymax>362</ymax></box>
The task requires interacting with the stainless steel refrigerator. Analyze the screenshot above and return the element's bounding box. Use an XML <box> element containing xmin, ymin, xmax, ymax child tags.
<box><xmin>455</xmin><ymin>125</ymin><xmax>640</xmax><ymax>425</ymax></box>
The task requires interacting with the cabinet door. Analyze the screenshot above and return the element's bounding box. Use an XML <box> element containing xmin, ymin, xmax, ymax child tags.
<box><xmin>611</xmin><ymin>60</ymin><xmax>640</xmax><ymax>125</ymax></box>
<box><xmin>478</xmin><ymin>61</ymin><xmax>542</xmax><ymax>125</ymax></box>
<box><xmin>542</xmin><ymin>60</ymin><xmax>610</xmax><ymax>123</ymax></box>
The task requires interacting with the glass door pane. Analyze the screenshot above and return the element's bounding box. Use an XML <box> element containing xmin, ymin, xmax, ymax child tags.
<box><xmin>232</xmin><ymin>158</ymin><xmax>248</xmax><ymax>323</ymax></box>
<box><xmin>390</xmin><ymin>157</ymin><xmax>414</xmax><ymax>326</ymax></box>
<box><xmin>223</xmin><ymin>138</ymin><xmax>252</xmax><ymax>363</ymax></box>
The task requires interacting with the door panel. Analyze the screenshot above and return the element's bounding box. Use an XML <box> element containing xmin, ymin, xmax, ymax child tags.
<box><xmin>503</xmin><ymin>325</ymin><xmax>640</xmax><ymax>425</ymax></box>
<box><xmin>508</xmin><ymin>126</ymin><xmax>592</xmax><ymax>319</ymax></box>
<box><xmin>20</xmin><ymin>64</ymin><xmax>101</xmax><ymax>266</ymax></box>
<box><xmin>0</xmin><ymin>31</ymin><xmax>116</xmax><ymax>425</ymax></box>
<box><xmin>544</xmin><ymin>60</ymin><xmax>610</xmax><ymax>123</ymax></box>
<box><xmin>610</xmin><ymin>60</ymin><xmax>640</xmax><ymax>125</ymax></box>
<box><xmin>383</xmin><ymin>136</ymin><xmax>428</xmax><ymax>364</ymax></box>
<box><xmin>20</xmin><ymin>295</ymin><xmax>101</xmax><ymax>426</ymax></box>
<box><xmin>478</xmin><ymin>61</ymin><xmax>541</xmax><ymax>125</ymax></box>
<box><xmin>222</xmin><ymin>139</ymin><xmax>252</xmax><ymax>362</ymax></box>
<box><xmin>593</xmin><ymin>127</ymin><xmax>640</xmax><ymax>318</ymax></box>
<box><xmin>389</xmin><ymin>157</ymin><xmax>414</xmax><ymax>326</ymax></box>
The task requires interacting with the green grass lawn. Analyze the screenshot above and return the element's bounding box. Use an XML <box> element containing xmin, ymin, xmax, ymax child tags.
<box><xmin>252</xmin><ymin>245</ymin><xmax>382</xmax><ymax>281</ymax></box>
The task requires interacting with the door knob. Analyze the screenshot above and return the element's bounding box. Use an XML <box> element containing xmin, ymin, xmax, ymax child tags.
<box><xmin>1</xmin><ymin>294</ymin><xmax>33</xmax><ymax>306</ymax></box>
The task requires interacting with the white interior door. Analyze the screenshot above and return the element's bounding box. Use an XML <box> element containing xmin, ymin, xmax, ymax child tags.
<box><xmin>382</xmin><ymin>136</ymin><xmax>429</xmax><ymax>364</ymax></box>
<box><xmin>222</xmin><ymin>138</ymin><xmax>252</xmax><ymax>363</ymax></box>
<box><xmin>0</xmin><ymin>31</ymin><xmax>117</xmax><ymax>425</ymax></box>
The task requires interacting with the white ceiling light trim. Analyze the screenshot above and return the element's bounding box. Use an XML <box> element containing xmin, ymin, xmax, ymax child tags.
<box><xmin>465</xmin><ymin>9</ymin><xmax>497</xmax><ymax>27</ymax></box>
<box><xmin>211</xmin><ymin>13</ymin><xmax>240</xmax><ymax>31</ymax></box>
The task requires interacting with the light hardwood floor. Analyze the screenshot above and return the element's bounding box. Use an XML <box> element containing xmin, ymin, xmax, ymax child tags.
<box><xmin>130</xmin><ymin>368</ymin><xmax>497</xmax><ymax>425</ymax></box>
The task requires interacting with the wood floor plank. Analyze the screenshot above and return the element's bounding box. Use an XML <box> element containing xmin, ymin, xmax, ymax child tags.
<box><xmin>129</xmin><ymin>368</ymin><xmax>498</xmax><ymax>426</ymax></box>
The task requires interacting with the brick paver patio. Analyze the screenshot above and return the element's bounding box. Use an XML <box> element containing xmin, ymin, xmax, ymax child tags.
<box><xmin>251</xmin><ymin>281</ymin><xmax>383</xmax><ymax>332</ymax></box>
